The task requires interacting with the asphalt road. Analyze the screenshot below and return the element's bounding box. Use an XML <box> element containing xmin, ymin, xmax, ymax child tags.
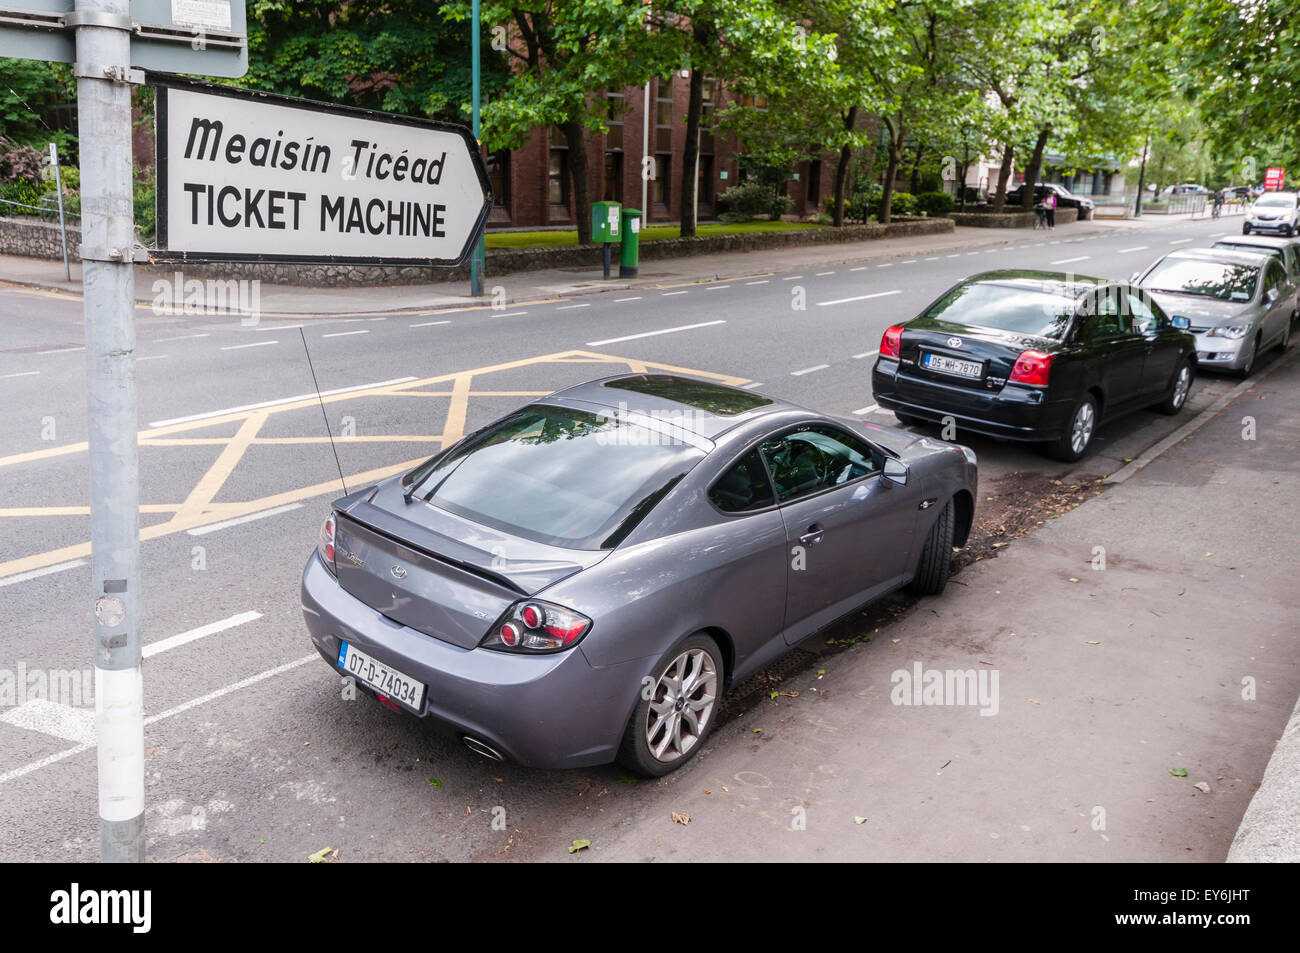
<box><xmin>0</xmin><ymin>213</ymin><xmax>1284</xmax><ymax>861</ymax></box>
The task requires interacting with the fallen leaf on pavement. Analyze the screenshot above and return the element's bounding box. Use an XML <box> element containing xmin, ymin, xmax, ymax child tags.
<box><xmin>568</xmin><ymin>839</ymin><xmax>591</xmax><ymax>854</ymax></box>
<box><xmin>308</xmin><ymin>846</ymin><xmax>336</xmax><ymax>864</ymax></box>
<box><xmin>671</xmin><ymin>812</ymin><xmax>691</xmax><ymax>826</ymax></box>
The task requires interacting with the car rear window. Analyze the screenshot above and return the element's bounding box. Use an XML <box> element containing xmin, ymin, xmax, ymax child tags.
<box><xmin>924</xmin><ymin>282</ymin><xmax>1077</xmax><ymax>339</ymax></box>
<box><xmin>1143</xmin><ymin>259</ymin><xmax>1258</xmax><ymax>302</ymax></box>
<box><xmin>404</xmin><ymin>405</ymin><xmax>705</xmax><ymax>549</ymax></box>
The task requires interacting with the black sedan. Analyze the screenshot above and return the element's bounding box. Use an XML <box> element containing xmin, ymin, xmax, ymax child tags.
<box><xmin>871</xmin><ymin>271</ymin><xmax>1198</xmax><ymax>461</ymax></box>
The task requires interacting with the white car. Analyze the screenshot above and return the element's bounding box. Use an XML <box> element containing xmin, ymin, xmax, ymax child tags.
<box><xmin>1243</xmin><ymin>192</ymin><xmax>1300</xmax><ymax>236</ymax></box>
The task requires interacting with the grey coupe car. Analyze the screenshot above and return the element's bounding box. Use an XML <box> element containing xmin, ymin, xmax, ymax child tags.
<box><xmin>301</xmin><ymin>374</ymin><xmax>977</xmax><ymax>775</ymax></box>
<box><xmin>1135</xmin><ymin>248</ymin><xmax>1294</xmax><ymax>376</ymax></box>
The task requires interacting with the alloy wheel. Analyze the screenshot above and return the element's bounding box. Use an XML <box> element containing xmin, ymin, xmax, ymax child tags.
<box><xmin>1070</xmin><ymin>401</ymin><xmax>1095</xmax><ymax>455</ymax></box>
<box><xmin>645</xmin><ymin>648</ymin><xmax>718</xmax><ymax>763</ymax></box>
<box><xmin>1172</xmin><ymin>365</ymin><xmax>1191</xmax><ymax>409</ymax></box>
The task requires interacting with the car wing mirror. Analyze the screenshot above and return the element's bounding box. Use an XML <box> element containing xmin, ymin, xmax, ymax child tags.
<box><xmin>1171</xmin><ymin>315</ymin><xmax>1191</xmax><ymax>330</ymax></box>
<box><xmin>1265</xmin><ymin>288</ymin><xmax>1279</xmax><ymax>305</ymax></box>
<box><xmin>882</xmin><ymin>457</ymin><xmax>909</xmax><ymax>486</ymax></box>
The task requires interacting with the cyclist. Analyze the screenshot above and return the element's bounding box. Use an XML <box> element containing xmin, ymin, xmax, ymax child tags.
<box><xmin>1212</xmin><ymin>189</ymin><xmax>1224</xmax><ymax>218</ymax></box>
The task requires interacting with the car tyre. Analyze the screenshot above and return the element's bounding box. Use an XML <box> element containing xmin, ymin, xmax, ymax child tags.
<box><xmin>1047</xmin><ymin>395</ymin><xmax>1098</xmax><ymax>462</ymax></box>
<box><xmin>1155</xmin><ymin>359</ymin><xmax>1195</xmax><ymax>415</ymax></box>
<box><xmin>1236</xmin><ymin>336</ymin><xmax>1260</xmax><ymax>378</ymax></box>
<box><xmin>907</xmin><ymin>499</ymin><xmax>955</xmax><ymax>597</ymax></box>
<box><xmin>1276</xmin><ymin>320</ymin><xmax>1292</xmax><ymax>353</ymax></box>
<box><xmin>617</xmin><ymin>633</ymin><xmax>723</xmax><ymax>778</ymax></box>
<box><xmin>1242</xmin><ymin>224</ymin><xmax>1251</xmax><ymax>235</ymax></box>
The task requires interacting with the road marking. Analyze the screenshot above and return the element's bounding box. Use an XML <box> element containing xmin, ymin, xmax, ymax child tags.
<box><xmin>740</xmin><ymin>381</ymin><xmax>765</xmax><ymax>389</ymax></box>
<box><xmin>0</xmin><ymin>559</ymin><xmax>85</xmax><ymax>588</ymax></box>
<box><xmin>924</xmin><ymin>257</ymin><xmax>939</xmax><ymax>261</ymax></box>
<box><xmin>1051</xmin><ymin>256</ymin><xmax>1091</xmax><ymax>265</ymax></box>
<box><xmin>852</xmin><ymin>404</ymin><xmax>879</xmax><ymax>415</ymax></box>
<box><xmin>947</xmin><ymin>254</ymin><xmax>961</xmax><ymax>258</ymax></box>
<box><xmin>138</xmin><ymin>355</ymin><xmax>168</xmax><ymax>361</ymax></box>
<box><xmin>186</xmin><ymin>502</ymin><xmax>305</xmax><ymax>537</ymax></box>
<box><xmin>853</xmin><ymin>349</ymin><xmax>879</xmax><ymax>359</ymax></box>
<box><xmin>782</xmin><ymin>275</ymin><xmax>803</xmax><ymax>280</ymax></box>
<box><xmin>745</xmin><ymin>280</ymin><xmax>769</xmax><ymax>285</ymax></box>
<box><xmin>154</xmin><ymin>333</ymin><xmax>210</xmax><ymax>343</ymax></box>
<box><xmin>816</xmin><ymin>290</ymin><xmax>902</xmax><ymax>307</ymax></box>
<box><xmin>791</xmin><ymin>364</ymin><xmax>829</xmax><ymax>376</ymax></box>
<box><xmin>322</xmin><ymin>330</ymin><xmax>369</xmax><ymax>338</ymax></box>
<box><xmin>614</xmin><ymin>296</ymin><xmax>643</xmax><ymax>301</ymax></box>
<box><xmin>705</xmin><ymin>284</ymin><xmax>731</xmax><ymax>290</ymax></box>
<box><xmin>0</xmin><ymin>654</ymin><xmax>318</xmax><ymax>786</ymax></box>
<box><xmin>1</xmin><ymin>700</ymin><xmax>96</xmax><ymax>745</ymax></box>
<box><xmin>1169</xmin><ymin>238</ymin><xmax>1194</xmax><ymax>245</ymax></box>
<box><xmin>36</xmin><ymin>347</ymin><xmax>83</xmax><ymax>355</ymax></box>
<box><xmin>556</xmin><ymin>303</ymin><xmax>591</xmax><ymax>310</ymax></box>
<box><xmin>410</xmin><ymin>320</ymin><xmax>452</xmax><ymax>328</ymax></box>
<box><xmin>143</xmin><ymin>611</ymin><xmax>263</xmax><ymax>659</ymax></box>
<box><xmin>586</xmin><ymin>320</ymin><xmax>725</xmax><ymax>347</ymax></box>
<box><xmin>149</xmin><ymin>377</ymin><xmax>417</xmax><ymax>427</ymax></box>
<box><xmin>0</xmin><ymin>371</ymin><xmax>40</xmax><ymax>379</ymax></box>
<box><xmin>1033</xmin><ymin>243</ymin><xmax>1045</xmax><ymax>247</ymax></box>
<box><xmin>815</xmin><ymin>271</ymin><xmax>835</xmax><ymax>276</ymax></box>
<box><xmin>1209</xmin><ymin>232</ymin><xmax>1229</xmax><ymax>238</ymax></box>
<box><xmin>254</xmin><ymin>323</ymin><xmax>302</xmax><ymax>331</ymax></box>
<box><xmin>967</xmin><ymin>252</ymin><xmax>981</xmax><ymax>256</ymax></box>
<box><xmin>661</xmin><ymin>291</ymin><xmax>689</xmax><ymax>297</ymax></box>
<box><xmin>984</xmin><ymin>248</ymin><xmax>999</xmax><ymax>253</ymax></box>
<box><xmin>877</xmin><ymin>263</ymin><xmax>893</xmax><ymax>268</ymax></box>
<box><xmin>850</xmin><ymin>266</ymin><xmax>868</xmax><ymax>271</ymax></box>
<box><xmin>902</xmin><ymin>259</ymin><xmax>917</xmax><ymax>264</ymax></box>
<box><xmin>1117</xmin><ymin>245</ymin><xmax>1148</xmax><ymax>253</ymax></box>
<box><xmin>221</xmin><ymin>340</ymin><xmax>278</xmax><ymax>350</ymax></box>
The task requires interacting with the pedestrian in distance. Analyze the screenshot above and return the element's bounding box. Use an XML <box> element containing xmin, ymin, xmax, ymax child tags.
<box><xmin>1042</xmin><ymin>189</ymin><xmax>1057</xmax><ymax>230</ymax></box>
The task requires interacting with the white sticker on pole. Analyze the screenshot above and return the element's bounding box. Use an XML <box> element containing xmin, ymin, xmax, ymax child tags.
<box><xmin>172</xmin><ymin>0</ymin><xmax>233</xmax><ymax>32</ymax></box>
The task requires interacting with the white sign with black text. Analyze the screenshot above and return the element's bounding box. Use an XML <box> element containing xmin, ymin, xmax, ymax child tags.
<box><xmin>156</xmin><ymin>82</ymin><xmax>491</xmax><ymax>265</ymax></box>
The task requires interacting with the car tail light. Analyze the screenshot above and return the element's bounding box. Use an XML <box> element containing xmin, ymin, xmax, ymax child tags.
<box><xmin>482</xmin><ymin>600</ymin><xmax>593</xmax><ymax>653</ymax></box>
<box><xmin>880</xmin><ymin>325</ymin><xmax>903</xmax><ymax>359</ymax></box>
<box><xmin>318</xmin><ymin>512</ymin><xmax>336</xmax><ymax>575</ymax></box>
<box><xmin>1008</xmin><ymin>349</ymin><xmax>1053</xmax><ymax>386</ymax></box>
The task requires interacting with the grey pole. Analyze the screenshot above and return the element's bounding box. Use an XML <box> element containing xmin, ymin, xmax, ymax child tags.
<box><xmin>72</xmin><ymin>0</ymin><xmax>145</xmax><ymax>862</ymax></box>
<box><xmin>469</xmin><ymin>0</ymin><xmax>483</xmax><ymax>297</ymax></box>
<box><xmin>49</xmin><ymin>142</ymin><xmax>70</xmax><ymax>282</ymax></box>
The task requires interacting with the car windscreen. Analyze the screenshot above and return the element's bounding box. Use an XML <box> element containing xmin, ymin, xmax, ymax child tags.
<box><xmin>1143</xmin><ymin>259</ymin><xmax>1258</xmax><ymax>302</ymax></box>
<box><xmin>404</xmin><ymin>404</ymin><xmax>705</xmax><ymax>549</ymax></box>
<box><xmin>1254</xmin><ymin>194</ymin><xmax>1295</xmax><ymax>208</ymax></box>
<box><xmin>924</xmin><ymin>281</ymin><xmax>1077</xmax><ymax>339</ymax></box>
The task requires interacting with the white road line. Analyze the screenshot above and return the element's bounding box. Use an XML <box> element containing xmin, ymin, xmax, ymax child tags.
<box><xmin>186</xmin><ymin>502</ymin><xmax>305</xmax><ymax>537</ymax></box>
<box><xmin>0</xmin><ymin>654</ymin><xmax>319</xmax><ymax>786</ymax></box>
<box><xmin>409</xmin><ymin>320</ymin><xmax>452</xmax><ymax>328</ymax></box>
<box><xmin>902</xmin><ymin>259</ymin><xmax>918</xmax><ymax>264</ymax></box>
<box><xmin>740</xmin><ymin>381</ymin><xmax>765</xmax><ymax>390</ymax></box>
<box><xmin>850</xmin><ymin>266</ymin><xmax>868</xmax><ymax>271</ymax></box>
<box><xmin>1051</xmin><ymin>256</ymin><xmax>1091</xmax><ymax>265</ymax></box>
<box><xmin>852</xmin><ymin>349</ymin><xmax>879</xmax><ymax>360</ymax></box>
<box><xmin>661</xmin><ymin>291</ymin><xmax>689</xmax><ymax>297</ymax></box>
<box><xmin>0</xmin><ymin>559</ymin><xmax>86</xmax><ymax>588</ymax></box>
<box><xmin>704</xmin><ymin>284</ymin><xmax>731</xmax><ymax>290</ymax></box>
<box><xmin>791</xmin><ymin>364</ymin><xmax>829</xmax><ymax>376</ymax></box>
<box><xmin>1033</xmin><ymin>243</ymin><xmax>1046</xmax><ymax>247</ymax></box>
<box><xmin>556</xmin><ymin>303</ymin><xmax>591</xmax><ymax>310</ymax></box>
<box><xmin>1169</xmin><ymin>238</ymin><xmax>1194</xmax><ymax>245</ymax></box>
<box><xmin>815</xmin><ymin>271</ymin><xmax>835</xmax><ymax>276</ymax></box>
<box><xmin>1209</xmin><ymin>232</ymin><xmax>1229</xmax><ymax>238</ymax></box>
<box><xmin>1117</xmin><ymin>245</ymin><xmax>1148</xmax><ymax>254</ymax></box>
<box><xmin>967</xmin><ymin>252</ymin><xmax>981</xmax><ymax>256</ymax></box>
<box><xmin>37</xmin><ymin>347</ymin><xmax>83</xmax><ymax>355</ymax></box>
<box><xmin>322</xmin><ymin>330</ymin><xmax>369</xmax><ymax>338</ymax></box>
<box><xmin>143</xmin><ymin>611</ymin><xmax>263</xmax><ymax>659</ymax></box>
<box><xmin>924</xmin><ymin>257</ymin><xmax>939</xmax><ymax>261</ymax></box>
<box><xmin>586</xmin><ymin>320</ymin><xmax>725</xmax><ymax>347</ymax></box>
<box><xmin>138</xmin><ymin>355</ymin><xmax>168</xmax><ymax>361</ymax></box>
<box><xmin>744</xmin><ymin>280</ymin><xmax>769</xmax><ymax>286</ymax></box>
<box><xmin>154</xmin><ymin>333</ymin><xmax>210</xmax><ymax>343</ymax></box>
<box><xmin>852</xmin><ymin>404</ymin><xmax>879</xmax><ymax>415</ymax></box>
<box><xmin>816</xmin><ymin>289</ymin><xmax>902</xmax><ymax>307</ymax></box>
<box><xmin>614</xmin><ymin>296</ymin><xmax>643</xmax><ymax>301</ymax></box>
<box><xmin>0</xmin><ymin>371</ymin><xmax>40</xmax><ymax>379</ymax></box>
<box><xmin>946</xmin><ymin>254</ymin><xmax>961</xmax><ymax>258</ymax></box>
<box><xmin>254</xmin><ymin>323</ymin><xmax>302</xmax><ymax>331</ymax></box>
<box><xmin>782</xmin><ymin>275</ymin><xmax>804</xmax><ymax>280</ymax></box>
<box><xmin>984</xmin><ymin>248</ymin><xmax>999</xmax><ymax>253</ymax></box>
<box><xmin>149</xmin><ymin>376</ymin><xmax>417</xmax><ymax>427</ymax></box>
<box><xmin>1</xmin><ymin>700</ymin><xmax>96</xmax><ymax>745</ymax></box>
<box><xmin>220</xmin><ymin>340</ymin><xmax>278</xmax><ymax>350</ymax></box>
<box><xmin>877</xmin><ymin>263</ymin><xmax>893</xmax><ymax>268</ymax></box>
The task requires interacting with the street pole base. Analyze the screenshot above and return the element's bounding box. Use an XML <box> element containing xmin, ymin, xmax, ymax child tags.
<box><xmin>619</xmin><ymin>266</ymin><xmax>638</xmax><ymax>278</ymax></box>
<box><xmin>101</xmin><ymin>812</ymin><xmax>145</xmax><ymax>863</ymax></box>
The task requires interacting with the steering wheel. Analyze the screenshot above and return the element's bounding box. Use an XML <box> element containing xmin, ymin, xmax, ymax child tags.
<box><xmin>781</xmin><ymin>441</ymin><xmax>831</xmax><ymax>493</ymax></box>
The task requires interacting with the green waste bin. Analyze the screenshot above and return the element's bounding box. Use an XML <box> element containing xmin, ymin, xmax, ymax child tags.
<box><xmin>619</xmin><ymin>208</ymin><xmax>642</xmax><ymax>278</ymax></box>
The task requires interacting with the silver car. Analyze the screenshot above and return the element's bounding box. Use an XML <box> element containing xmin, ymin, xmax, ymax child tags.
<box><xmin>301</xmin><ymin>375</ymin><xmax>977</xmax><ymax>775</ymax></box>
<box><xmin>1136</xmin><ymin>248</ymin><xmax>1294</xmax><ymax>376</ymax></box>
<box><xmin>1210</xmin><ymin>234</ymin><xmax>1300</xmax><ymax>317</ymax></box>
<box><xmin>1243</xmin><ymin>191</ymin><xmax>1300</xmax><ymax>236</ymax></box>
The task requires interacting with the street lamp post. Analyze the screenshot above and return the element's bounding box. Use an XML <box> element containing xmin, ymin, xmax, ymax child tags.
<box><xmin>470</xmin><ymin>0</ymin><xmax>485</xmax><ymax>296</ymax></box>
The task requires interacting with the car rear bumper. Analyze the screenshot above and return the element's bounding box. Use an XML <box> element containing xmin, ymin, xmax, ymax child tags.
<box><xmin>300</xmin><ymin>553</ymin><xmax>632</xmax><ymax>769</ymax></box>
<box><xmin>872</xmin><ymin>357</ymin><xmax>1072</xmax><ymax>441</ymax></box>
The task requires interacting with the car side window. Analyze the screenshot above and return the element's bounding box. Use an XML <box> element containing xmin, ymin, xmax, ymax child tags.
<box><xmin>759</xmin><ymin>425</ymin><xmax>881</xmax><ymax>504</ymax></box>
<box><xmin>1127</xmin><ymin>291</ymin><xmax>1161</xmax><ymax>333</ymax></box>
<box><xmin>1084</xmin><ymin>289</ymin><xmax>1132</xmax><ymax>339</ymax></box>
<box><xmin>709</xmin><ymin>450</ymin><xmax>776</xmax><ymax>513</ymax></box>
<box><xmin>1264</xmin><ymin>260</ymin><xmax>1284</xmax><ymax>298</ymax></box>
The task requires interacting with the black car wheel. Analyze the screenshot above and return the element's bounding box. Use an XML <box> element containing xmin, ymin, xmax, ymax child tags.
<box><xmin>1236</xmin><ymin>336</ymin><xmax>1260</xmax><ymax>378</ymax></box>
<box><xmin>907</xmin><ymin>499</ymin><xmax>955</xmax><ymax>596</ymax></box>
<box><xmin>1047</xmin><ymin>395</ymin><xmax>1098</xmax><ymax>462</ymax></box>
<box><xmin>618</xmin><ymin>633</ymin><xmax>722</xmax><ymax>777</ymax></box>
<box><xmin>1242</xmin><ymin>224</ymin><xmax>1251</xmax><ymax>235</ymax></box>
<box><xmin>1156</xmin><ymin>359</ymin><xmax>1194</xmax><ymax>415</ymax></box>
<box><xmin>1276</xmin><ymin>320</ymin><xmax>1292</xmax><ymax>353</ymax></box>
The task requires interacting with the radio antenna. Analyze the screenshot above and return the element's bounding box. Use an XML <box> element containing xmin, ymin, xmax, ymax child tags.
<box><xmin>299</xmin><ymin>327</ymin><xmax>348</xmax><ymax>495</ymax></box>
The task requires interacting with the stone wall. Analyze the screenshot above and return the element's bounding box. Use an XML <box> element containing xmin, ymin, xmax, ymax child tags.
<box><xmin>946</xmin><ymin>207</ymin><xmax>1079</xmax><ymax>228</ymax></box>
<box><xmin>3</xmin><ymin>214</ymin><xmax>955</xmax><ymax>288</ymax></box>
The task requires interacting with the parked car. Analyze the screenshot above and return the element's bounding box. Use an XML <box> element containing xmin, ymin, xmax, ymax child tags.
<box><xmin>1005</xmin><ymin>182</ymin><xmax>1095</xmax><ymax>219</ymax></box>
<box><xmin>871</xmin><ymin>270</ymin><xmax>1197</xmax><ymax>462</ymax></box>
<box><xmin>302</xmin><ymin>375</ymin><xmax>978</xmax><ymax>775</ymax></box>
<box><xmin>1243</xmin><ymin>191</ymin><xmax>1300</xmax><ymax>235</ymax></box>
<box><xmin>1210</xmin><ymin>235</ymin><xmax>1300</xmax><ymax>316</ymax></box>
<box><xmin>1160</xmin><ymin>183</ymin><xmax>1209</xmax><ymax>196</ymax></box>
<box><xmin>1134</xmin><ymin>248</ymin><xmax>1293</xmax><ymax>377</ymax></box>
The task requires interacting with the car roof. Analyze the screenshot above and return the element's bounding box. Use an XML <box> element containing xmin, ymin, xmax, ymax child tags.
<box><xmin>1212</xmin><ymin>235</ymin><xmax>1296</xmax><ymax>250</ymax></box>
<box><xmin>1161</xmin><ymin>247</ymin><xmax>1272</xmax><ymax>267</ymax></box>
<box><xmin>960</xmin><ymin>269</ymin><xmax>1113</xmax><ymax>299</ymax></box>
<box><xmin>544</xmin><ymin>374</ymin><xmax>798</xmax><ymax>440</ymax></box>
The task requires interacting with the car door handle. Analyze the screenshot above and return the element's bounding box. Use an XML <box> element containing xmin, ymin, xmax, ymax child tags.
<box><xmin>799</xmin><ymin>524</ymin><xmax>824</xmax><ymax>546</ymax></box>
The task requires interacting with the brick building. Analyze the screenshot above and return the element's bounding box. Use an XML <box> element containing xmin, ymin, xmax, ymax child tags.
<box><xmin>484</xmin><ymin>73</ymin><xmax>843</xmax><ymax>229</ymax></box>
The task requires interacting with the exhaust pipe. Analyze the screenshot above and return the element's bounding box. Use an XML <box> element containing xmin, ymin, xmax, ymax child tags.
<box><xmin>463</xmin><ymin>736</ymin><xmax>505</xmax><ymax>762</ymax></box>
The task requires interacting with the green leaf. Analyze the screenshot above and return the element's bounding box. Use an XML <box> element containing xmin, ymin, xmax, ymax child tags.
<box><xmin>568</xmin><ymin>838</ymin><xmax>591</xmax><ymax>854</ymax></box>
<box><xmin>428</xmin><ymin>778</ymin><xmax>442</xmax><ymax>788</ymax></box>
<box><xmin>1170</xmin><ymin>768</ymin><xmax>1188</xmax><ymax>777</ymax></box>
<box><xmin>308</xmin><ymin>846</ymin><xmax>335</xmax><ymax>863</ymax></box>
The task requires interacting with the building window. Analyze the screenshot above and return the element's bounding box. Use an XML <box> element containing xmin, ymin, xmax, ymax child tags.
<box><xmin>806</xmin><ymin>159</ymin><xmax>821</xmax><ymax>206</ymax></box>
<box><xmin>549</xmin><ymin>148</ymin><xmax>569</xmax><ymax>207</ymax></box>
<box><xmin>606</xmin><ymin>92</ymin><xmax>624</xmax><ymax>151</ymax></box>
<box><xmin>486</xmin><ymin>150</ymin><xmax>510</xmax><ymax>209</ymax></box>
<box><xmin>604</xmin><ymin>151</ymin><xmax>623</xmax><ymax>203</ymax></box>
<box><xmin>655</xmin><ymin>78</ymin><xmax>674</xmax><ymax>154</ymax></box>
<box><xmin>653</xmin><ymin>154</ymin><xmax>670</xmax><ymax>207</ymax></box>
<box><xmin>697</xmin><ymin>154</ymin><xmax>714</xmax><ymax>205</ymax></box>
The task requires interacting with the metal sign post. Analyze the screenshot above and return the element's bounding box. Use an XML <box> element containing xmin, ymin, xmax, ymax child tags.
<box><xmin>72</xmin><ymin>0</ymin><xmax>145</xmax><ymax>864</ymax></box>
<box><xmin>49</xmin><ymin>141</ymin><xmax>70</xmax><ymax>280</ymax></box>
